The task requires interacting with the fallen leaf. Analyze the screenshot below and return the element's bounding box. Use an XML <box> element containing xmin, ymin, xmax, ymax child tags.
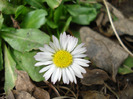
<box><xmin>81</xmin><ymin>91</ymin><xmax>109</xmax><ymax>99</ymax></box>
<box><xmin>15</xmin><ymin>70</ymin><xmax>50</xmax><ymax>99</ymax></box>
<box><xmin>7</xmin><ymin>91</ymin><xmax>15</xmax><ymax>99</ymax></box>
<box><xmin>96</xmin><ymin>2</ymin><xmax>125</xmax><ymax>37</ymax></box>
<box><xmin>96</xmin><ymin>2</ymin><xmax>133</xmax><ymax>37</ymax></box>
<box><xmin>80</xmin><ymin>27</ymin><xmax>128</xmax><ymax>81</ymax></box>
<box><xmin>33</xmin><ymin>87</ymin><xmax>50</xmax><ymax>99</ymax></box>
<box><xmin>81</xmin><ymin>69</ymin><xmax>109</xmax><ymax>86</ymax></box>
<box><xmin>123</xmin><ymin>35</ymin><xmax>133</xmax><ymax>51</ymax></box>
<box><xmin>107</xmin><ymin>2</ymin><xmax>133</xmax><ymax>36</ymax></box>
<box><xmin>115</xmin><ymin>0</ymin><xmax>133</xmax><ymax>19</ymax></box>
<box><xmin>107</xmin><ymin>2</ymin><xmax>124</xmax><ymax>20</ymax></box>
<box><xmin>109</xmin><ymin>19</ymin><xmax>133</xmax><ymax>36</ymax></box>
<box><xmin>118</xmin><ymin>85</ymin><xmax>133</xmax><ymax>99</ymax></box>
<box><xmin>14</xmin><ymin>91</ymin><xmax>35</xmax><ymax>99</ymax></box>
<box><xmin>15</xmin><ymin>70</ymin><xmax>34</xmax><ymax>93</ymax></box>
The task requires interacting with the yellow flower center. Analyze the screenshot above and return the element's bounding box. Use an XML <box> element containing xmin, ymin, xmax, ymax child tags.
<box><xmin>53</xmin><ymin>50</ymin><xmax>73</xmax><ymax>68</ymax></box>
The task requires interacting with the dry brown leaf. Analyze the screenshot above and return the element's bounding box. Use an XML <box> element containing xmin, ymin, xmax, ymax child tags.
<box><xmin>33</xmin><ymin>87</ymin><xmax>50</xmax><ymax>99</ymax></box>
<box><xmin>81</xmin><ymin>69</ymin><xmax>109</xmax><ymax>86</ymax></box>
<box><xmin>107</xmin><ymin>2</ymin><xmax>124</xmax><ymax>20</ymax></box>
<box><xmin>108</xmin><ymin>2</ymin><xmax>133</xmax><ymax>36</ymax></box>
<box><xmin>7</xmin><ymin>91</ymin><xmax>15</xmax><ymax>99</ymax></box>
<box><xmin>15</xmin><ymin>70</ymin><xmax>50</xmax><ymax>99</ymax></box>
<box><xmin>109</xmin><ymin>19</ymin><xmax>133</xmax><ymax>36</ymax></box>
<box><xmin>115</xmin><ymin>0</ymin><xmax>133</xmax><ymax>19</ymax></box>
<box><xmin>81</xmin><ymin>91</ymin><xmax>109</xmax><ymax>99</ymax></box>
<box><xmin>118</xmin><ymin>85</ymin><xmax>133</xmax><ymax>99</ymax></box>
<box><xmin>96</xmin><ymin>2</ymin><xmax>133</xmax><ymax>37</ymax></box>
<box><xmin>14</xmin><ymin>91</ymin><xmax>35</xmax><ymax>99</ymax></box>
<box><xmin>80</xmin><ymin>27</ymin><xmax>128</xmax><ymax>81</ymax></box>
<box><xmin>15</xmin><ymin>70</ymin><xmax>34</xmax><ymax>93</ymax></box>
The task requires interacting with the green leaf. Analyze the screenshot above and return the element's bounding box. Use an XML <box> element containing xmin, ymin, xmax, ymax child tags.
<box><xmin>1</xmin><ymin>29</ymin><xmax>50</xmax><ymax>52</ymax></box>
<box><xmin>118</xmin><ymin>56</ymin><xmax>133</xmax><ymax>74</ymax></box>
<box><xmin>21</xmin><ymin>9</ymin><xmax>47</xmax><ymax>28</ymax></box>
<box><xmin>69</xmin><ymin>29</ymin><xmax>82</xmax><ymax>44</ymax></box>
<box><xmin>0</xmin><ymin>14</ymin><xmax>4</xmax><ymax>29</ymax></box>
<box><xmin>0</xmin><ymin>0</ymin><xmax>17</xmax><ymax>14</ymax></box>
<box><xmin>45</xmin><ymin>0</ymin><xmax>62</xmax><ymax>9</ymax></box>
<box><xmin>54</xmin><ymin>4</ymin><xmax>63</xmax><ymax>23</ymax></box>
<box><xmin>15</xmin><ymin>5</ymin><xmax>32</xmax><ymax>19</ymax></box>
<box><xmin>26</xmin><ymin>0</ymin><xmax>45</xmax><ymax>9</ymax></box>
<box><xmin>4</xmin><ymin>45</ymin><xmax>17</xmax><ymax>94</ymax></box>
<box><xmin>7</xmin><ymin>0</ymin><xmax>27</xmax><ymax>5</ymax></box>
<box><xmin>46</xmin><ymin>19</ymin><xmax>58</xmax><ymax>29</ymax></box>
<box><xmin>13</xmin><ymin>50</ymin><xmax>44</xmax><ymax>82</ymax></box>
<box><xmin>0</xmin><ymin>27</ymin><xmax>16</xmax><ymax>33</ymax></box>
<box><xmin>61</xmin><ymin>16</ymin><xmax>72</xmax><ymax>32</ymax></box>
<box><xmin>67</xmin><ymin>4</ymin><xmax>97</xmax><ymax>25</ymax></box>
<box><xmin>80</xmin><ymin>1</ymin><xmax>102</xmax><ymax>10</ymax></box>
<box><xmin>0</xmin><ymin>39</ymin><xmax>3</xmax><ymax>71</ymax></box>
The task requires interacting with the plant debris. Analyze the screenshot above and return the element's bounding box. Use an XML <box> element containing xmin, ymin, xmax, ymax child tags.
<box><xmin>80</xmin><ymin>27</ymin><xmax>128</xmax><ymax>81</ymax></box>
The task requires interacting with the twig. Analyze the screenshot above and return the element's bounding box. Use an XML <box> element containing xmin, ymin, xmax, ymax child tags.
<box><xmin>53</xmin><ymin>96</ymin><xmax>75</xmax><ymax>99</ymax></box>
<box><xmin>44</xmin><ymin>81</ymin><xmax>60</xmax><ymax>97</ymax></box>
<box><xmin>76</xmin><ymin>84</ymin><xmax>79</xmax><ymax>99</ymax></box>
<box><xmin>103</xmin><ymin>0</ymin><xmax>133</xmax><ymax>57</ymax></box>
<box><xmin>58</xmin><ymin>86</ymin><xmax>77</xmax><ymax>99</ymax></box>
<box><xmin>10</xmin><ymin>15</ymin><xmax>20</xmax><ymax>29</ymax></box>
<box><xmin>104</xmin><ymin>82</ymin><xmax>119</xmax><ymax>99</ymax></box>
<box><xmin>67</xmin><ymin>29</ymin><xmax>74</xmax><ymax>36</ymax></box>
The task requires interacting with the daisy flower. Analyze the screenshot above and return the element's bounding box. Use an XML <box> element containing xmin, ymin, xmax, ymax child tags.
<box><xmin>34</xmin><ymin>32</ymin><xmax>90</xmax><ymax>84</ymax></box>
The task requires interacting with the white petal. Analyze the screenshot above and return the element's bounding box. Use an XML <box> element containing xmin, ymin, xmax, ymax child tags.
<box><xmin>74</xmin><ymin>43</ymin><xmax>85</xmax><ymax>50</ymax></box>
<box><xmin>35</xmin><ymin>61</ymin><xmax>53</xmax><ymax>66</ymax></box>
<box><xmin>62</xmin><ymin>69</ymin><xmax>68</xmax><ymax>84</ymax></box>
<box><xmin>66</xmin><ymin>36</ymin><xmax>72</xmax><ymax>51</ymax></box>
<box><xmin>62</xmin><ymin>39</ymin><xmax>68</xmax><ymax>50</ymax></box>
<box><xmin>52</xmin><ymin>67</ymin><xmax>60</xmax><ymax>84</ymax></box>
<box><xmin>71</xmin><ymin>47</ymin><xmax>87</xmax><ymax>55</ymax></box>
<box><xmin>51</xmin><ymin>67</ymin><xmax>58</xmax><ymax>84</ymax></box>
<box><xmin>66</xmin><ymin>79</ymin><xmax>69</xmax><ymax>84</ymax></box>
<box><xmin>39</xmin><ymin>47</ymin><xmax>45</xmax><ymax>51</ymax></box>
<box><xmin>43</xmin><ymin>65</ymin><xmax>55</xmax><ymax>81</ymax></box>
<box><xmin>52</xmin><ymin>35</ymin><xmax>61</xmax><ymax>50</ymax></box>
<box><xmin>39</xmin><ymin>66</ymin><xmax>51</xmax><ymax>73</ymax></box>
<box><xmin>67</xmin><ymin>37</ymin><xmax>78</xmax><ymax>52</ymax></box>
<box><xmin>49</xmin><ymin>42</ymin><xmax>54</xmax><ymax>49</ymax></box>
<box><xmin>74</xmin><ymin>59</ymin><xmax>90</xmax><ymax>63</ymax></box>
<box><xmin>58</xmin><ymin>68</ymin><xmax>62</xmax><ymax>81</ymax></box>
<box><xmin>60</xmin><ymin>32</ymin><xmax>67</xmax><ymax>42</ymax></box>
<box><xmin>70</xmin><ymin>38</ymin><xmax>78</xmax><ymax>52</ymax></box>
<box><xmin>73</xmin><ymin>54</ymin><xmax>87</xmax><ymax>58</ymax></box>
<box><xmin>34</xmin><ymin>52</ymin><xmax>53</xmax><ymax>60</ymax></box>
<box><xmin>39</xmin><ymin>44</ymin><xmax>54</xmax><ymax>53</ymax></box>
<box><xmin>71</xmin><ymin>43</ymin><xmax>85</xmax><ymax>55</ymax></box>
<box><xmin>34</xmin><ymin>54</ymin><xmax>52</xmax><ymax>61</ymax></box>
<box><xmin>66</xmin><ymin>68</ymin><xmax>73</xmax><ymax>82</ymax></box>
<box><xmin>68</xmin><ymin>67</ymin><xmax>77</xmax><ymax>84</ymax></box>
<box><xmin>71</xmin><ymin>64</ymin><xmax>83</xmax><ymax>78</ymax></box>
<box><xmin>49</xmin><ymin>42</ymin><xmax>58</xmax><ymax>51</ymax></box>
<box><xmin>74</xmin><ymin>59</ymin><xmax>89</xmax><ymax>67</ymax></box>
<box><xmin>44</xmin><ymin>44</ymin><xmax>55</xmax><ymax>53</ymax></box>
<box><xmin>74</xmin><ymin>63</ymin><xmax>86</xmax><ymax>73</ymax></box>
<box><xmin>60</xmin><ymin>32</ymin><xmax>68</xmax><ymax>50</ymax></box>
